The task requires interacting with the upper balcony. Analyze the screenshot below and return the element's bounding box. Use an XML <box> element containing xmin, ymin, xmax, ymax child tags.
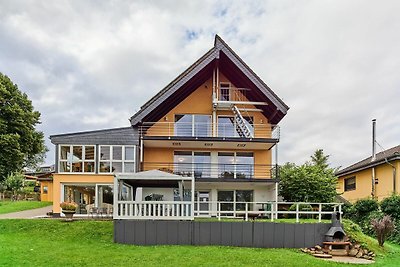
<box><xmin>139</xmin><ymin>122</ymin><xmax>280</xmax><ymax>150</ymax></box>
<box><xmin>213</xmin><ymin>86</ymin><xmax>269</xmax><ymax>110</ymax></box>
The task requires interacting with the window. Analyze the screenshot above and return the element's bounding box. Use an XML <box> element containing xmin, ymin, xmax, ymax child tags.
<box><xmin>58</xmin><ymin>145</ymin><xmax>96</xmax><ymax>173</ymax></box>
<box><xmin>174</xmin><ymin>114</ymin><xmax>211</xmax><ymax>137</ymax></box>
<box><xmin>218</xmin><ymin>152</ymin><xmax>254</xmax><ymax>179</ymax></box>
<box><xmin>344</xmin><ymin>177</ymin><xmax>356</xmax><ymax>191</ymax></box>
<box><xmin>99</xmin><ymin>145</ymin><xmax>135</xmax><ymax>173</ymax></box>
<box><xmin>218</xmin><ymin>116</ymin><xmax>254</xmax><ymax>137</ymax></box>
<box><xmin>219</xmin><ymin>83</ymin><xmax>231</xmax><ymax>101</ymax></box>
<box><xmin>173</xmin><ymin>151</ymin><xmax>211</xmax><ymax>178</ymax></box>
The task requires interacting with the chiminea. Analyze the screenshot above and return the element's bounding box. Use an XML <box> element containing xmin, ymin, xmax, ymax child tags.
<box><xmin>325</xmin><ymin>212</ymin><xmax>346</xmax><ymax>242</ymax></box>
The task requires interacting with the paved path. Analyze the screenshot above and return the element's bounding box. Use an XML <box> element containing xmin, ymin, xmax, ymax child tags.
<box><xmin>0</xmin><ymin>205</ymin><xmax>52</xmax><ymax>219</ymax></box>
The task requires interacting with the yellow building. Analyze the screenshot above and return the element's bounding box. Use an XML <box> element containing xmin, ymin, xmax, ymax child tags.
<box><xmin>48</xmin><ymin>35</ymin><xmax>289</xmax><ymax>217</ymax></box>
<box><xmin>337</xmin><ymin>145</ymin><xmax>400</xmax><ymax>202</ymax></box>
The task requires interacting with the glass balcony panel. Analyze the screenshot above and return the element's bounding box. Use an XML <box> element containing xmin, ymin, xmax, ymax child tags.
<box><xmin>174</xmin><ymin>115</ymin><xmax>193</xmax><ymax>136</ymax></box>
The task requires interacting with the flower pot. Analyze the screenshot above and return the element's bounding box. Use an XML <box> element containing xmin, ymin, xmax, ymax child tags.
<box><xmin>62</xmin><ymin>210</ymin><xmax>76</xmax><ymax>221</ymax></box>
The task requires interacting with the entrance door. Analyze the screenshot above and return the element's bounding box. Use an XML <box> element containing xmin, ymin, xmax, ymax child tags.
<box><xmin>196</xmin><ymin>191</ymin><xmax>210</xmax><ymax>216</ymax></box>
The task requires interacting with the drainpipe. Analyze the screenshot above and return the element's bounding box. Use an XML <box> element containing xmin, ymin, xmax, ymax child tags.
<box><xmin>384</xmin><ymin>158</ymin><xmax>397</xmax><ymax>194</ymax></box>
<box><xmin>371</xmin><ymin>119</ymin><xmax>376</xmax><ymax>198</ymax></box>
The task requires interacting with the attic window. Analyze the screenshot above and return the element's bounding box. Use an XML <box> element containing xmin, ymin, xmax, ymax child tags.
<box><xmin>220</xmin><ymin>83</ymin><xmax>231</xmax><ymax>101</ymax></box>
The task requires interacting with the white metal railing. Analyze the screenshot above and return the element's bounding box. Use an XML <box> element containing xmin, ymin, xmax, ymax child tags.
<box><xmin>114</xmin><ymin>201</ymin><xmax>343</xmax><ymax>222</ymax></box>
<box><xmin>115</xmin><ymin>201</ymin><xmax>193</xmax><ymax>220</ymax></box>
<box><xmin>139</xmin><ymin>122</ymin><xmax>278</xmax><ymax>139</ymax></box>
<box><xmin>194</xmin><ymin>201</ymin><xmax>343</xmax><ymax>222</ymax></box>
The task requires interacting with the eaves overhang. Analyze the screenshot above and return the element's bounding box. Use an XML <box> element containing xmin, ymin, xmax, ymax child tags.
<box><xmin>336</xmin><ymin>156</ymin><xmax>400</xmax><ymax>177</ymax></box>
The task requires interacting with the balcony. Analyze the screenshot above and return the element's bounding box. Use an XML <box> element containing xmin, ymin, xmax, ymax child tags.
<box><xmin>141</xmin><ymin>162</ymin><xmax>277</xmax><ymax>180</ymax></box>
<box><xmin>139</xmin><ymin>122</ymin><xmax>279</xmax><ymax>139</ymax></box>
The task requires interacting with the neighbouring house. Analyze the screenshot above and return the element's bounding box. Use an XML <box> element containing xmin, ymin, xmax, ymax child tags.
<box><xmin>24</xmin><ymin>165</ymin><xmax>55</xmax><ymax>202</ymax></box>
<box><xmin>48</xmin><ymin>35</ymin><xmax>290</xmax><ymax>218</ymax></box>
<box><xmin>336</xmin><ymin>145</ymin><xmax>400</xmax><ymax>202</ymax></box>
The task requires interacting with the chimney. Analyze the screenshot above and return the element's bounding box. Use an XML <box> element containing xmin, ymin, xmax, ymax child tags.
<box><xmin>372</xmin><ymin>119</ymin><xmax>376</xmax><ymax>162</ymax></box>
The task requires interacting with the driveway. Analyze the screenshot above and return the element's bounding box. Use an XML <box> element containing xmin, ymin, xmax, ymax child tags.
<box><xmin>0</xmin><ymin>205</ymin><xmax>52</xmax><ymax>219</ymax></box>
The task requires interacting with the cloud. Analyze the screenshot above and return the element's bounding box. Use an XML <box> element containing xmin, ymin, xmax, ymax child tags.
<box><xmin>0</xmin><ymin>0</ymin><xmax>399</xmax><ymax>169</ymax></box>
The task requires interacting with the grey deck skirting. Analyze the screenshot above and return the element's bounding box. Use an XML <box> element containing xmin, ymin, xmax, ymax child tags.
<box><xmin>114</xmin><ymin>220</ymin><xmax>331</xmax><ymax>248</ymax></box>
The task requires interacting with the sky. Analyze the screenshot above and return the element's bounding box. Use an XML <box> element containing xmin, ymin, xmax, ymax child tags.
<box><xmin>0</xmin><ymin>0</ymin><xmax>399</xmax><ymax>169</ymax></box>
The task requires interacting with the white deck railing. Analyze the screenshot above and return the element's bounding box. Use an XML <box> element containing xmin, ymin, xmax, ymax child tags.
<box><xmin>195</xmin><ymin>201</ymin><xmax>343</xmax><ymax>222</ymax></box>
<box><xmin>114</xmin><ymin>200</ymin><xmax>343</xmax><ymax>222</ymax></box>
<box><xmin>115</xmin><ymin>201</ymin><xmax>193</xmax><ymax>220</ymax></box>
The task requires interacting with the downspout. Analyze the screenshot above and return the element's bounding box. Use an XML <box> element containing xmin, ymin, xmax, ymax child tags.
<box><xmin>371</xmin><ymin>119</ymin><xmax>376</xmax><ymax>198</ymax></box>
<box><xmin>384</xmin><ymin>158</ymin><xmax>396</xmax><ymax>194</ymax></box>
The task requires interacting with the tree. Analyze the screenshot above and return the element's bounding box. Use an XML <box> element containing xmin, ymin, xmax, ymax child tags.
<box><xmin>278</xmin><ymin>149</ymin><xmax>338</xmax><ymax>203</ymax></box>
<box><xmin>4</xmin><ymin>172</ymin><xmax>25</xmax><ymax>200</ymax></box>
<box><xmin>0</xmin><ymin>73</ymin><xmax>47</xmax><ymax>181</ymax></box>
<box><xmin>310</xmin><ymin>149</ymin><xmax>330</xmax><ymax>170</ymax></box>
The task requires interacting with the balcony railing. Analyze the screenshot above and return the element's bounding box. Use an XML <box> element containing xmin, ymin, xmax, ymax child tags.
<box><xmin>218</xmin><ymin>87</ymin><xmax>250</xmax><ymax>102</ymax></box>
<box><xmin>139</xmin><ymin>122</ymin><xmax>279</xmax><ymax>139</ymax></box>
<box><xmin>141</xmin><ymin>162</ymin><xmax>276</xmax><ymax>179</ymax></box>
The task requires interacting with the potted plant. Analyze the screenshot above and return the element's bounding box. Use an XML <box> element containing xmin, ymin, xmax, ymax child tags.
<box><xmin>60</xmin><ymin>202</ymin><xmax>78</xmax><ymax>221</ymax></box>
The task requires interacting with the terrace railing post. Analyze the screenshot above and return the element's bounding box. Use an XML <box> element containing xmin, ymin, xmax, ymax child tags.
<box><xmin>318</xmin><ymin>203</ymin><xmax>322</xmax><ymax>222</ymax></box>
<box><xmin>218</xmin><ymin>202</ymin><xmax>221</xmax><ymax>221</ymax></box>
<box><xmin>339</xmin><ymin>204</ymin><xmax>342</xmax><ymax>222</ymax></box>
<box><xmin>245</xmin><ymin>203</ymin><xmax>248</xmax><ymax>221</ymax></box>
<box><xmin>296</xmin><ymin>203</ymin><xmax>299</xmax><ymax>223</ymax></box>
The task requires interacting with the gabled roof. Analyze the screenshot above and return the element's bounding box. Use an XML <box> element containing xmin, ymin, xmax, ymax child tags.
<box><xmin>50</xmin><ymin>127</ymin><xmax>137</xmax><ymax>145</ymax></box>
<box><xmin>130</xmin><ymin>35</ymin><xmax>289</xmax><ymax>126</ymax></box>
<box><xmin>336</xmin><ymin>145</ymin><xmax>400</xmax><ymax>176</ymax></box>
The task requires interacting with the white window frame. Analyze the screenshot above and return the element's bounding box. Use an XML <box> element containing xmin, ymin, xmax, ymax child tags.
<box><xmin>58</xmin><ymin>145</ymin><xmax>96</xmax><ymax>174</ymax></box>
<box><xmin>98</xmin><ymin>145</ymin><xmax>136</xmax><ymax>174</ymax></box>
<box><xmin>217</xmin><ymin>151</ymin><xmax>254</xmax><ymax>179</ymax></box>
<box><xmin>174</xmin><ymin>114</ymin><xmax>212</xmax><ymax>137</ymax></box>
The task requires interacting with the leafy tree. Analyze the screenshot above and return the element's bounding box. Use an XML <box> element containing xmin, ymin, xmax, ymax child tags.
<box><xmin>4</xmin><ymin>172</ymin><xmax>25</xmax><ymax>200</ymax></box>
<box><xmin>278</xmin><ymin>149</ymin><xmax>338</xmax><ymax>203</ymax></box>
<box><xmin>0</xmin><ymin>73</ymin><xmax>47</xmax><ymax>181</ymax></box>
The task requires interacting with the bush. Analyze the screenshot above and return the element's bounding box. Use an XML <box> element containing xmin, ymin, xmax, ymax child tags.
<box><xmin>288</xmin><ymin>203</ymin><xmax>313</xmax><ymax>219</ymax></box>
<box><xmin>359</xmin><ymin>210</ymin><xmax>384</xmax><ymax>236</ymax></box>
<box><xmin>342</xmin><ymin>202</ymin><xmax>357</xmax><ymax>219</ymax></box>
<box><xmin>353</xmin><ymin>198</ymin><xmax>379</xmax><ymax>224</ymax></box>
<box><xmin>380</xmin><ymin>194</ymin><xmax>400</xmax><ymax>221</ymax></box>
<box><xmin>371</xmin><ymin>215</ymin><xmax>395</xmax><ymax>246</ymax></box>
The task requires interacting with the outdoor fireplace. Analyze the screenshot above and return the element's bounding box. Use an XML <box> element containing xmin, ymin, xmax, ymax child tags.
<box><xmin>323</xmin><ymin>212</ymin><xmax>349</xmax><ymax>256</ymax></box>
<box><xmin>325</xmin><ymin>212</ymin><xmax>346</xmax><ymax>242</ymax></box>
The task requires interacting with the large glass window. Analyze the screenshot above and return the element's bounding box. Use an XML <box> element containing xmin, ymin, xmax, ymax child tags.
<box><xmin>173</xmin><ymin>151</ymin><xmax>193</xmax><ymax>177</ymax></box>
<box><xmin>218</xmin><ymin>152</ymin><xmax>235</xmax><ymax>178</ymax></box>
<box><xmin>218</xmin><ymin>116</ymin><xmax>254</xmax><ymax>138</ymax></box>
<box><xmin>193</xmin><ymin>152</ymin><xmax>211</xmax><ymax>178</ymax></box>
<box><xmin>63</xmin><ymin>184</ymin><xmax>113</xmax><ymax>215</ymax></box>
<box><xmin>218</xmin><ymin>152</ymin><xmax>254</xmax><ymax>179</ymax></box>
<box><xmin>235</xmin><ymin>190</ymin><xmax>253</xmax><ymax>211</ymax></box>
<box><xmin>235</xmin><ymin>152</ymin><xmax>254</xmax><ymax>179</ymax></box>
<box><xmin>174</xmin><ymin>151</ymin><xmax>211</xmax><ymax>178</ymax></box>
<box><xmin>175</xmin><ymin>114</ymin><xmax>211</xmax><ymax>137</ymax></box>
<box><xmin>218</xmin><ymin>191</ymin><xmax>234</xmax><ymax>214</ymax></box>
<box><xmin>99</xmin><ymin>145</ymin><xmax>135</xmax><ymax>173</ymax></box>
<box><xmin>58</xmin><ymin>145</ymin><xmax>95</xmax><ymax>173</ymax></box>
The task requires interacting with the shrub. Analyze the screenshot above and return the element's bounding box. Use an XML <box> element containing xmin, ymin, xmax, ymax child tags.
<box><xmin>353</xmin><ymin>198</ymin><xmax>379</xmax><ymax>224</ymax></box>
<box><xmin>342</xmin><ymin>202</ymin><xmax>357</xmax><ymax>220</ymax></box>
<box><xmin>60</xmin><ymin>202</ymin><xmax>78</xmax><ymax>211</ymax></box>
<box><xmin>380</xmin><ymin>194</ymin><xmax>400</xmax><ymax>221</ymax></box>
<box><xmin>359</xmin><ymin>210</ymin><xmax>384</xmax><ymax>236</ymax></box>
<box><xmin>371</xmin><ymin>215</ymin><xmax>395</xmax><ymax>246</ymax></box>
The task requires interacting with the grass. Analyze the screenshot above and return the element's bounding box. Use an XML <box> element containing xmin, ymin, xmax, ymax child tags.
<box><xmin>0</xmin><ymin>219</ymin><xmax>399</xmax><ymax>266</ymax></box>
<box><xmin>0</xmin><ymin>201</ymin><xmax>52</xmax><ymax>214</ymax></box>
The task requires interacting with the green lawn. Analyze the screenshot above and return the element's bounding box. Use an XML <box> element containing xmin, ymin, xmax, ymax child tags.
<box><xmin>0</xmin><ymin>201</ymin><xmax>52</xmax><ymax>214</ymax></box>
<box><xmin>0</xmin><ymin>220</ymin><xmax>399</xmax><ymax>267</ymax></box>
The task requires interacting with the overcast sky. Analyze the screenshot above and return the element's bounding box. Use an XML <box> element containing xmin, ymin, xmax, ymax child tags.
<box><xmin>1</xmin><ymin>0</ymin><xmax>399</xmax><ymax>169</ymax></box>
